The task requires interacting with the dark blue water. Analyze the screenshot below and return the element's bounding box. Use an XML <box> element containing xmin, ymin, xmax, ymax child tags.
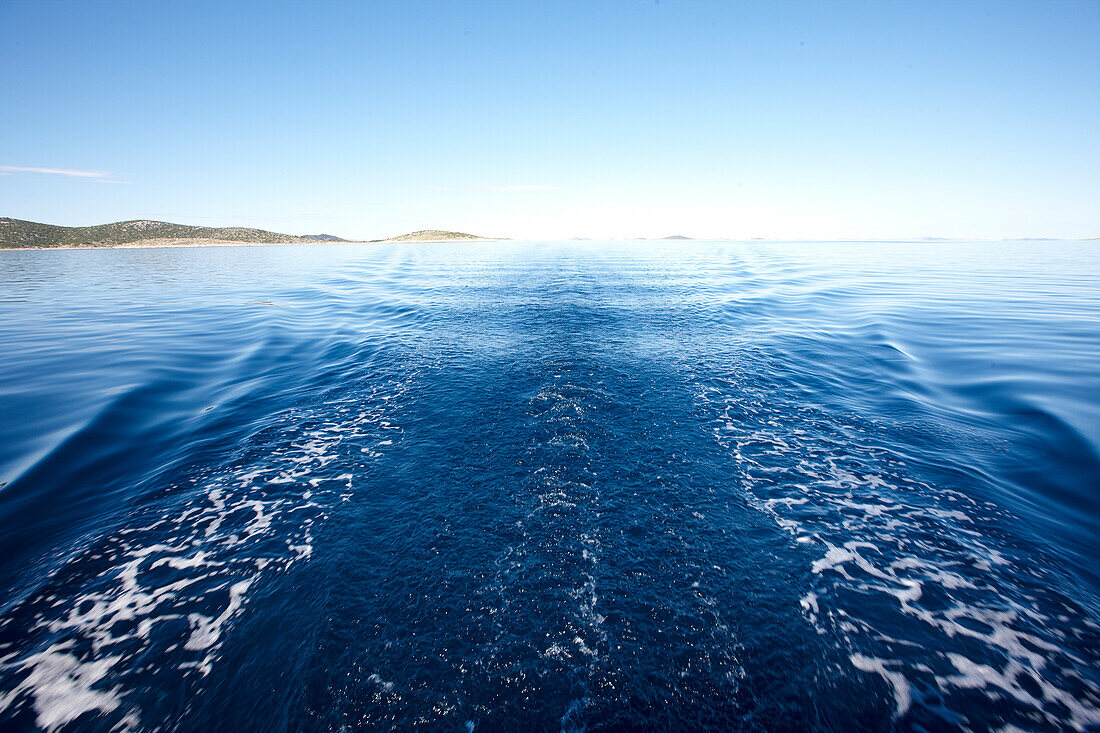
<box><xmin>0</xmin><ymin>241</ymin><xmax>1097</xmax><ymax>731</ymax></box>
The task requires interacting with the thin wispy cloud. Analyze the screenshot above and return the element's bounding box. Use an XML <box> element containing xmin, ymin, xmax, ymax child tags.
<box><xmin>0</xmin><ymin>165</ymin><xmax>124</xmax><ymax>182</ymax></box>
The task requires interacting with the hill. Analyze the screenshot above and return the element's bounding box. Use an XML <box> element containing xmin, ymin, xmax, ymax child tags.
<box><xmin>299</xmin><ymin>233</ymin><xmax>348</xmax><ymax>242</ymax></box>
<box><xmin>378</xmin><ymin>229</ymin><xmax>496</xmax><ymax>242</ymax></box>
<box><xmin>0</xmin><ymin>218</ymin><xmax>308</xmax><ymax>249</ymax></box>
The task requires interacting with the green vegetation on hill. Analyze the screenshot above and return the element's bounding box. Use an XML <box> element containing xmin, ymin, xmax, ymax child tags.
<box><xmin>0</xmin><ymin>218</ymin><xmax>306</xmax><ymax>248</ymax></box>
<box><xmin>0</xmin><ymin>219</ymin><xmax>499</xmax><ymax>248</ymax></box>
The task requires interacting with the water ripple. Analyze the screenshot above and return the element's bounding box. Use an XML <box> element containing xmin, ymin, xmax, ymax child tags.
<box><xmin>0</xmin><ymin>240</ymin><xmax>1097</xmax><ymax>731</ymax></box>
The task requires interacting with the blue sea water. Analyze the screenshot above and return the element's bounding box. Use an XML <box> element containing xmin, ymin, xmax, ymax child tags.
<box><xmin>0</xmin><ymin>240</ymin><xmax>1097</xmax><ymax>731</ymax></box>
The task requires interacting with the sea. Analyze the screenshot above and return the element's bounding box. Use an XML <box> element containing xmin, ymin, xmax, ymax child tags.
<box><xmin>0</xmin><ymin>240</ymin><xmax>1097</xmax><ymax>731</ymax></box>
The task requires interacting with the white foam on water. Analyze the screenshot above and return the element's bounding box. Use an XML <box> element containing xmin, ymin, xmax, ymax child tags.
<box><xmin>366</xmin><ymin>673</ymin><xmax>394</xmax><ymax>692</ymax></box>
<box><xmin>850</xmin><ymin>654</ymin><xmax>911</xmax><ymax>717</ymax></box>
<box><xmin>184</xmin><ymin>579</ymin><xmax>254</xmax><ymax>653</ymax></box>
<box><xmin>800</xmin><ymin>592</ymin><xmax>819</xmax><ymax>622</ymax></box>
<box><xmin>0</xmin><ymin>645</ymin><xmax>122</xmax><ymax>732</ymax></box>
<box><xmin>939</xmin><ymin>652</ymin><xmax>1100</xmax><ymax>730</ymax></box>
<box><xmin>0</xmin><ymin>378</ymin><xmax>415</xmax><ymax>729</ymax></box>
<box><xmin>811</xmin><ymin>545</ymin><xmax>856</xmax><ymax>575</ymax></box>
<box><xmin>699</xmin><ymin>378</ymin><xmax>1100</xmax><ymax>729</ymax></box>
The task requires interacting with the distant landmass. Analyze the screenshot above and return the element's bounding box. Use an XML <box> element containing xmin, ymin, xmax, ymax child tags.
<box><xmin>299</xmin><ymin>233</ymin><xmax>348</xmax><ymax>242</ymax></box>
<box><xmin>0</xmin><ymin>217</ymin><xmax>309</xmax><ymax>249</ymax></box>
<box><xmin>376</xmin><ymin>230</ymin><xmax>498</xmax><ymax>242</ymax></box>
<box><xmin>0</xmin><ymin>218</ymin><xmax>502</xmax><ymax>249</ymax></box>
<box><xmin>662</xmin><ymin>235</ymin><xmax>694</xmax><ymax>240</ymax></box>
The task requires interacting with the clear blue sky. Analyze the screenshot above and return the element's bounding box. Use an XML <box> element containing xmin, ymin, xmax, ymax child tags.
<box><xmin>2</xmin><ymin>0</ymin><xmax>1097</xmax><ymax>240</ymax></box>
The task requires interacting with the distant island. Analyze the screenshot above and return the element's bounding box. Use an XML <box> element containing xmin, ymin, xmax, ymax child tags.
<box><xmin>11</xmin><ymin>218</ymin><xmax>1078</xmax><ymax>247</ymax></box>
<box><xmin>373</xmin><ymin>230</ymin><xmax>498</xmax><ymax>243</ymax></box>
<box><xmin>299</xmin><ymin>233</ymin><xmax>349</xmax><ymax>242</ymax></box>
<box><xmin>0</xmin><ymin>218</ymin><xmax>312</xmax><ymax>249</ymax></box>
<box><xmin>0</xmin><ymin>218</ymin><xmax>498</xmax><ymax>249</ymax></box>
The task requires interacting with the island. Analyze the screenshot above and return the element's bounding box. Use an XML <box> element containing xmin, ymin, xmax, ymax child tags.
<box><xmin>0</xmin><ymin>218</ymin><xmax>499</xmax><ymax>249</ymax></box>
<box><xmin>374</xmin><ymin>230</ymin><xmax>500</xmax><ymax>243</ymax></box>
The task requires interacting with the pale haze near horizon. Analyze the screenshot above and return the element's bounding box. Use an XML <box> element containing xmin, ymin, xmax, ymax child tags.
<box><xmin>1</xmin><ymin>0</ymin><xmax>1098</xmax><ymax>242</ymax></box>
